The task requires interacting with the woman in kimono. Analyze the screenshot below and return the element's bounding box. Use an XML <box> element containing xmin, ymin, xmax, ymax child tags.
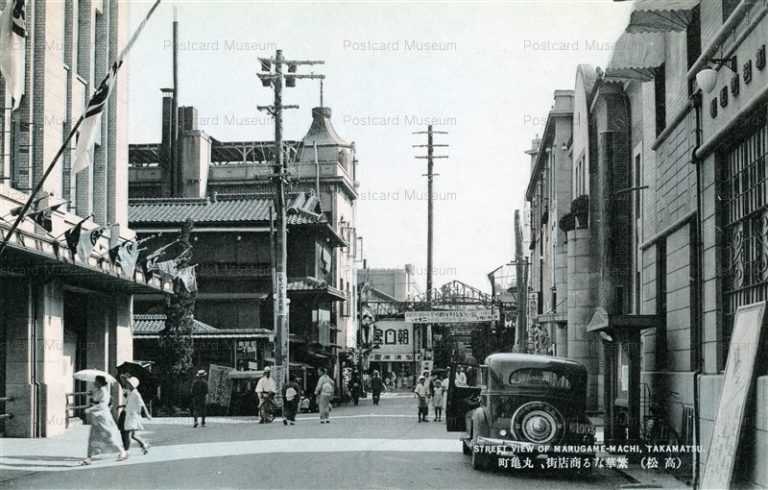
<box><xmin>123</xmin><ymin>376</ymin><xmax>151</xmax><ymax>453</ymax></box>
<box><xmin>82</xmin><ymin>376</ymin><xmax>127</xmax><ymax>465</ymax></box>
<box><xmin>314</xmin><ymin>367</ymin><xmax>335</xmax><ymax>424</ymax></box>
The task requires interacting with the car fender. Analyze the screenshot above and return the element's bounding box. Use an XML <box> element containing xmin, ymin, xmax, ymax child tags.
<box><xmin>469</xmin><ymin>407</ymin><xmax>490</xmax><ymax>440</ymax></box>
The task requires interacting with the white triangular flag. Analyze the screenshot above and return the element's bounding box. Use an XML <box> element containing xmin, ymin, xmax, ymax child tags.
<box><xmin>73</xmin><ymin>60</ymin><xmax>121</xmax><ymax>173</ymax></box>
<box><xmin>0</xmin><ymin>0</ymin><xmax>26</xmax><ymax>111</ymax></box>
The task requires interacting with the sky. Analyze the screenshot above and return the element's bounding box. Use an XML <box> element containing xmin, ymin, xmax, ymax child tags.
<box><xmin>127</xmin><ymin>0</ymin><xmax>632</xmax><ymax>294</ymax></box>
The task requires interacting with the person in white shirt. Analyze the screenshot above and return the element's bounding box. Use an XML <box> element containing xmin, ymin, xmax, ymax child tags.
<box><xmin>122</xmin><ymin>376</ymin><xmax>151</xmax><ymax>454</ymax></box>
<box><xmin>455</xmin><ymin>366</ymin><xmax>467</xmax><ymax>386</ymax></box>
<box><xmin>414</xmin><ymin>376</ymin><xmax>430</xmax><ymax>422</ymax></box>
<box><xmin>255</xmin><ymin>367</ymin><xmax>277</xmax><ymax>423</ymax></box>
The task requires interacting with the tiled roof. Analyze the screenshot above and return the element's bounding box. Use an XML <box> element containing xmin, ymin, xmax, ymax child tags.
<box><xmin>133</xmin><ymin>314</ymin><xmax>271</xmax><ymax>338</ymax></box>
<box><xmin>128</xmin><ymin>192</ymin><xmax>322</xmax><ymax>226</ymax></box>
<box><xmin>133</xmin><ymin>314</ymin><xmax>218</xmax><ymax>334</ymax></box>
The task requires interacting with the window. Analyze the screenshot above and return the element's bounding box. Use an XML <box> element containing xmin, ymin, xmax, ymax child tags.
<box><xmin>654</xmin><ymin>64</ymin><xmax>667</xmax><ymax>136</ymax></box>
<box><xmin>491</xmin><ymin>368</ymin><xmax>572</xmax><ymax>390</ymax></box>
<box><xmin>719</xmin><ymin>113</ymin><xmax>768</xmax><ymax>366</ymax></box>
<box><xmin>686</xmin><ymin>6</ymin><xmax>701</xmax><ymax>70</ymax></box>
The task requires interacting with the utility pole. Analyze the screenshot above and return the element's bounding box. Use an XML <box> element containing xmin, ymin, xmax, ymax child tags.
<box><xmin>514</xmin><ymin>209</ymin><xmax>528</xmax><ymax>353</ymax></box>
<box><xmin>258</xmin><ymin>50</ymin><xmax>324</xmax><ymax>390</ymax></box>
<box><xmin>414</xmin><ymin>125</ymin><xmax>448</xmax><ymax>366</ymax></box>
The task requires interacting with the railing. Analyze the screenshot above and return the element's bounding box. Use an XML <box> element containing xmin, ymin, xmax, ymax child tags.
<box><xmin>0</xmin><ymin>396</ymin><xmax>14</xmax><ymax>421</ymax></box>
<box><xmin>196</xmin><ymin>262</ymin><xmax>271</xmax><ymax>278</ymax></box>
<box><xmin>65</xmin><ymin>391</ymin><xmax>90</xmax><ymax>427</ymax></box>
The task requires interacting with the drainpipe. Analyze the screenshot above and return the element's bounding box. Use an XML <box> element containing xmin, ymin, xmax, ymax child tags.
<box><xmin>690</xmin><ymin>89</ymin><xmax>704</xmax><ymax>490</ymax></box>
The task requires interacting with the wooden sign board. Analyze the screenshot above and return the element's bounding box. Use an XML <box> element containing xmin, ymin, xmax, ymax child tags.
<box><xmin>701</xmin><ymin>301</ymin><xmax>766</xmax><ymax>490</ymax></box>
<box><xmin>207</xmin><ymin>363</ymin><xmax>233</xmax><ymax>409</ymax></box>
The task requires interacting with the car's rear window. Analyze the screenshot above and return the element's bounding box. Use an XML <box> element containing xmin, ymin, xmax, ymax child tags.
<box><xmin>491</xmin><ymin>367</ymin><xmax>572</xmax><ymax>390</ymax></box>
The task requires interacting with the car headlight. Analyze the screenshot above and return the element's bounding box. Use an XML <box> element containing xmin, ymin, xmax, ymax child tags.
<box><xmin>499</xmin><ymin>429</ymin><xmax>508</xmax><ymax>437</ymax></box>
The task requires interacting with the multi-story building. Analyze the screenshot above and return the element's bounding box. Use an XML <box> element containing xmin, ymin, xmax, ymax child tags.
<box><xmin>128</xmin><ymin>96</ymin><xmax>359</xmax><ymax>380</ymax></box>
<box><xmin>525</xmin><ymin>90</ymin><xmax>574</xmax><ymax>359</ymax></box>
<box><xmin>358</xmin><ymin>267</ymin><xmax>413</xmax><ymax>302</ymax></box>
<box><xmin>129</xmin><ymin>191</ymin><xmax>346</xmax><ymax>374</ymax></box>
<box><xmin>522</xmin><ymin>1</ymin><xmax>768</xmax><ymax>486</ymax></box>
<box><xmin>0</xmin><ymin>2</ymin><xmax>171</xmax><ymax>438</ymax></box>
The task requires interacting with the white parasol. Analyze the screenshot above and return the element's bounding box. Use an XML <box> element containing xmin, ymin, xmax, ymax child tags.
<box><xmin>73</xmin><ymin>369</ymin><xmax>117</xmax><ymax>384</ymax></box>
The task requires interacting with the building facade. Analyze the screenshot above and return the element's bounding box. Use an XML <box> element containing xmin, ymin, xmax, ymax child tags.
<box><xmin>525</xmin><ymin>90</ymin><xmax>574</xmax><ymax>359</ymax></box>
<box><xmin>0</xmin><ymin>1</ymin><xmax>170</xmax><ymax>438</ymax></box>
<box><xmin>128</xmin><ymin>191</ymin><xmax>347</xmax><ymax>377</ymax></box>
<box><xmin>129</xmin><ymin>97</ymin><xmax>360</xmax><ymax>365</ymax></box>
<box><xmin>522</xmin><ymin>1</ymin><xmax>768</xmax><ymax>486</ymax></box>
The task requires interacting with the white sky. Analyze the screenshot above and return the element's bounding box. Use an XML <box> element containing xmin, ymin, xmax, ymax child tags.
<box><xmin>127</xmin><ymin>0</ymin><xmax>632</xmax><ymax>293</ymax></box>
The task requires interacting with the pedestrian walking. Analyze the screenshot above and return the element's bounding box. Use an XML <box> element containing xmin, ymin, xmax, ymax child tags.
<box><xmin>122</xmin><ymin>376</ymin><xmax>151</xmax><ymax>453</ymax></box>
<box><xmin>315</xmin><ymin>367</ymin><xmax>335</xmax><ymax>424</ymax></box>
<box><xmin>422</xmin><ymin>370</ymin><xmax>432</xmax><ymax>420</ymax></box>
<box><xmin>283</xmin><ymin>376</ymin><xmax>301</xmax><ymax>426</ymax></box>
<box><xmin>82</xmin><ymin>376</ymin><xmax>127</xmax><ymax>465</ymax></box>
<box><xmin>370</xmin><ymin>370</ymin><xmax>384</xmax><ymax>406</ymax></box>
<box><xmin>431</xmin><ymin>374</ymin><xmax>444</xmax><ymax>422</ymax></box>
<box><xmin>191</xmin><ymin>370</ymin><xmax>208</xmax><ymax>428</ymax></box>
<box><xmin>414</xmin><ymin>375</ymin><xmax>430</xmax><ymax>423</ymax></box>
<box><xmin>349</xmin><ymin>370</ymin><xmax>362</xmax><ymax>406</ymax></box>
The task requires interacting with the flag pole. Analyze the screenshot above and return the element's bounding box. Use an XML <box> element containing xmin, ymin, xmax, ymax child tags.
<box><xmin>0</xmin><ymin>0</ymin><xmax>163</xmax><ymax>259</ymax></box>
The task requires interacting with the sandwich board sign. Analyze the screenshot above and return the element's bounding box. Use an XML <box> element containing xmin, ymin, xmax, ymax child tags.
<box><xmin>701</xmin><ymin>301</ymin><xmax>766</xmax><ymax>490</ymax></box>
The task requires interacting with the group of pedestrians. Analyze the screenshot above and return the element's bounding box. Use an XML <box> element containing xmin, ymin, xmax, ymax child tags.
<box><xmin>414</xmin><ymin>371</ymin><xmax>446</xmax><ymax>423</ymax></box>
<box><xmin>81</xmin><ymin>374</ymin><xmax>151</xmax><ymax>466</ymax></box>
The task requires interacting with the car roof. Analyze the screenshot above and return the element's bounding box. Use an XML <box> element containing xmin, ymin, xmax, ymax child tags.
<box><xmin>484</xmin><ymin>353</ymin><xmax>587</xmax><ymax>372</ymax></box>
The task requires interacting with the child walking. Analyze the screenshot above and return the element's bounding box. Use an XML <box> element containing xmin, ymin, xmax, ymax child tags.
<box><xmin>123</xmin><ymin>376</ymin><xmax>151</xmax><ymax>454</ymax></box>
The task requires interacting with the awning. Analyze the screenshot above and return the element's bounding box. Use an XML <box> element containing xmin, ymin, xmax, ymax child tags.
<box><xmin>586</xmin><ymin>307</ymin><xmax>658</xmax><ymax>333</ymax></box>
<box><xmin>605</xmin><ymin>32</ymin><xmax>665</xmax><ymax>82</ymax></box>
<box><xmin>626</xmin><ymin>0</ymin><xmax>700</xmax><ymax>33</ymax></box>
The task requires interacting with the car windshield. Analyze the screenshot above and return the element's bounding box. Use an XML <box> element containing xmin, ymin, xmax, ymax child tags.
<box><xmin>490</xmin><ymin>367</ymin><xmax>572</xmax><ymax>390</ymax></box>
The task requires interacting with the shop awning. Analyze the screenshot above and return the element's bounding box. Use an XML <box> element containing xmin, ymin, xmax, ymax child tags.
<box><xmin>626</xmin><ymin>0</ymin><xmax>700</xmax><ymax>33</ymax></box>
<box><xmin>586</xmin><ymin>307</ymin><xmax>658</xmax><ymax>333</ymax></box>
<box><xmin>605</xmin><ymin>32</ymin><xmax>665</xmax><ymax>82</ymax></box>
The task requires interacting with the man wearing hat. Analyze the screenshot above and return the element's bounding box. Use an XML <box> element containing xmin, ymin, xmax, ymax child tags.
<box><xmin>191</xmin><ymin>370</ymin><xmax>208</xmax><ymax>428</ymax></box>
<box><xmin>255</xmin><ymin>366</ymin><xmax>277</xmax><ymax>423</ymax></box>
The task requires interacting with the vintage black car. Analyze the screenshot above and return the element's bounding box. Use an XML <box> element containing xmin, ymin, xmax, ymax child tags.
<box><xmin>446</xmin><ymin>353</ymin><xmax>595</xmax><ymax>472</ymax></box>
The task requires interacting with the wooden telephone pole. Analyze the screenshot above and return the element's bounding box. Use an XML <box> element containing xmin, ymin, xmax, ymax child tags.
<box><xmin>414</xmin><ymin>126</ymin><xmax>448</xmax><ymax>362</ymax></box>
<box><xmin>413</xmin><ymin>125</ymin><xmax>448</xmax><ymax>303</ymax></box>
<box><xmin>258</xmin><ymin>50</ymin><xmax>324</xmax><ymax>390</ymax></box>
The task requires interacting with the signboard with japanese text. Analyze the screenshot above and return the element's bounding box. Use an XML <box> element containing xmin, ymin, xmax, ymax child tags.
<box><xmin>404</xmin><ymin>309</ymin><xmax>500</xmax><ymax>324</ymax></box>
<box><xmin>372</xmin><ymin>321</ymin><xmax>412</xmax><ymax>359</ymax></box>
<box><xmin>207</xmin><ymin>364</ymin><xmax>233</xmax><ymax>409</ymax></box>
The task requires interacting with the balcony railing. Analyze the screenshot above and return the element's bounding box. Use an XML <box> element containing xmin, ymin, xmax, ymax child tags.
<box><xmin>197</xmin><ymin>262</ymin><xmax>271</xmax><ymax>278</ymax></box>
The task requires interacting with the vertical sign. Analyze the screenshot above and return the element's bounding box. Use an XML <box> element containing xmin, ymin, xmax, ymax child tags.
<box><xmin>207</xmin><ymin>364</ymin><xmax>233</xmax><ymax>409</ymax></box>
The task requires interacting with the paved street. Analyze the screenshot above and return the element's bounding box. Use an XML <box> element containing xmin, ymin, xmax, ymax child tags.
<box><xmin>0</xmin><ymin>397</ymin><xmax>633</xmax><ymax>490</ymax></box>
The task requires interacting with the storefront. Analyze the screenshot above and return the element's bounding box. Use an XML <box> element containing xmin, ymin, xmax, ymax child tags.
<box><xmin>0</xmin><ymin>210</ymin><xmax>171</xmax><ymax>438</ymax></box>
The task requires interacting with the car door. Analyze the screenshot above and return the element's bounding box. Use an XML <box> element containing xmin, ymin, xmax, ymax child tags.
<box><xmin>445</xmin><ymin>363</ymin><xmax>482</xmax><ymax>432</ymax></box>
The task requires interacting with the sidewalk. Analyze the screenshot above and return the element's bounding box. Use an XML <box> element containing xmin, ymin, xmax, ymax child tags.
<box><xmin>589</xmin><ymin>416</ymin><xmax>689</xmax><ymax>489</ymax></box>
<box><xmin>0</xmin><ymin>424</ymin><xmax>92</xmax><ymax>481</ymax></box>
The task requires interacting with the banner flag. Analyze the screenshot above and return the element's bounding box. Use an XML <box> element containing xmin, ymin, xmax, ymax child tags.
<box><xmin>64</xmin><ymin>217</ymin><xmax>103</xmax><ymax>262</ymax></box>
<box><xmin>0</xmin><ymin>0</ymin><xmax>26</xmax><ymax>110</ymax></box>
<box><xmin>109</xmin><ymin>240</ymin><xmax>139</xmax><ymax>278</ymax></box>
<box><xmin>72</xmin><ymin>60</ymin><xmax>121</xmax><ymax>173</ymax></box>
<box><xmin>175</xmin><ymin>265</ymin><xmax>197</xmax><ymax>293</ymax></box>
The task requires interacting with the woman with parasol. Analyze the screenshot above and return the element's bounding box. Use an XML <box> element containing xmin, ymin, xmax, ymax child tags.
<box><xmin>76</xmin><ymin>371</ymin><xmax>127</xmax><ymax>465</ymax></box>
